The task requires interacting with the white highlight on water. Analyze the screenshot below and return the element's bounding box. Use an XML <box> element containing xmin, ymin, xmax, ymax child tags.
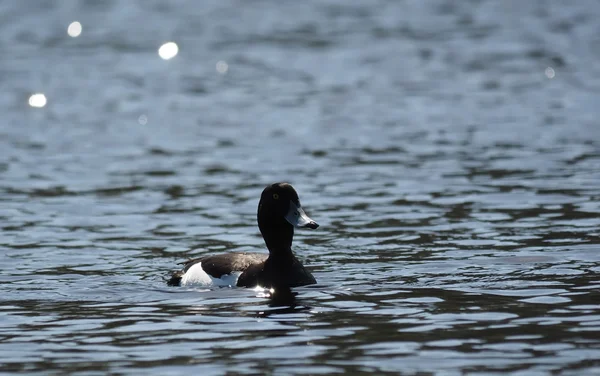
<box><xmin>253</xmin><ymin>285</ymin><xmax>275</xmax><ymax>298</ymax></box>
<box><xmin>216</xmin><ymin>60</ymin><xmax>228</xmax><ymax>74</ymax></box>
<box><xmin>158</xmin><ymin>42</ymin><xmax>179</xmax><ymax>60</ymax></box>
<box><xmin>68</xmin><ymin>21</ymin><xmax>82</xmax><ymax>37</ymax></box>
<box><xmin>28</xmin><ymin>93</ymin><xmax>47</xmax><ymax>108</ymax></box>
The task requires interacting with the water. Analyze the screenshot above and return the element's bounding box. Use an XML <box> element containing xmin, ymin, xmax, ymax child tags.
<box><xmin>2</xmin><ymin>1</ymin><xmax>600</xmax><ymax>374</ymax></box>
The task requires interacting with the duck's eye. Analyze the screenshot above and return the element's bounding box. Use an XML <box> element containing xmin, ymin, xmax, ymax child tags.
<box><xmin>272</xmin><ymin>193</ymin><xmax>279</xmax><ymax>200</ymax></box>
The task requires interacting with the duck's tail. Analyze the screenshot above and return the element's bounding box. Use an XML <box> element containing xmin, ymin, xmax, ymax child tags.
<box><xmin>167</xmin><ymin>271</ymin><xmax>183</xmax><ymax>286</ymax></box>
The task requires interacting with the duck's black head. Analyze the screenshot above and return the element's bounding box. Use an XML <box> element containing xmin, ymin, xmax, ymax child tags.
<box><xmin>257</xmin><ymin>182</ymin><xmax>318</xmax><ymax>252</ymax></box>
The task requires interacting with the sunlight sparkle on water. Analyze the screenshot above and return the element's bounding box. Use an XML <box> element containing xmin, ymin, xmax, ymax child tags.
<box><xmin>67</xmin><ymin>22</ymin><xmax>82</xmax><ymax>37</ymax></box>
<box><xmin>216</xmin><ymin>60</ymin><xmax>229</xmax><ymax>74</ymax></box>
<box><xmin>158</xmin><ymin>42</ymin><xmax>178</xmax><ymax>60</ymax></box>
<box><xmin>28</xmin><ymin>93</ymin><xmax>47</xmax><ymax>108</ymax></box>
<box><xmin>253</xmin><ymin>286</ymin><xmax>274</xmax><ymax>298</ymax></box>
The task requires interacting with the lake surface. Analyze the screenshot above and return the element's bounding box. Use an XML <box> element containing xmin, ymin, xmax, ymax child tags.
<box><xmin>2</xmin><ymin>1</ymin><xmax>600</xmax><ymax>374</ymax></box>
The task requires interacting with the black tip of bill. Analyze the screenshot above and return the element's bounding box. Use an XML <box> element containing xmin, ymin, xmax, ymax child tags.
<box><xmin>305</xmin><ymin>221</ymin><xmax>319</xmax><ymax>230</ymax></box>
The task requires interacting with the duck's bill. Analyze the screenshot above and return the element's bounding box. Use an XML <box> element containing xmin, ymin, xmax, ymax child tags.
<box><xmin>285</xmin><ymin>201</ymin><xmax>319</xmax><ymax>229</ymax></box>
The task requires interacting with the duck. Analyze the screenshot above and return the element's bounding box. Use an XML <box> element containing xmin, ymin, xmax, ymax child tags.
<box><xmin>167</xmin><ymin>182</ymin><xmax>319</xmax><ymax>288</ymax></box>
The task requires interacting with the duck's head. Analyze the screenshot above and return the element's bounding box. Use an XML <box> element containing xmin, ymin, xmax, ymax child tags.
<box><xmin>257</xmin><ymin>182</ymin><xmax>318</xmax><ymax>251</ymax></box>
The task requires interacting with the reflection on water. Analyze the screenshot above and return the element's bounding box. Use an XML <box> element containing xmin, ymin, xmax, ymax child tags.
<box><xmin>158</xmin><ymin>42</ymin><xmax>179</xmax><ymax>60</ymax></box>
<box><xmin>67</xmin><ymin>21</ymin><xmax>82</xmax><ymax>38</ymax></box>
<box><xmin>28</xmin><ymin>93</ymin><xmax>47</xmax><ymax>108</ymax></box>
<box><xmin>2</xmin><ymin>0</ymin><xmax>600</xmax><ymax>374</ymax></box>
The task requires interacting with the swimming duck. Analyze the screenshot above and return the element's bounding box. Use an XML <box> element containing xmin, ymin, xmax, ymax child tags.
<box><xmin>167</xmin><ymin>182</ymin><xmax>318</xmax><ymax>288</ymax></box>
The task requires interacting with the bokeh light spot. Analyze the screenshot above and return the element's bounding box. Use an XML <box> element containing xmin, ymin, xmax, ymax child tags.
<box><xmin>216</xmin><ymin>60</ymin><xmax>229</xmax><ymax>74</ymax></box>
<box><xmin>68</xmin><ymin>21</ymin><xmax>82</xmax><ymax>37</ymax></box>
<box><xmin>545</xmin><ymin>67</ymin><xmax>555</xmax><ymax>79</ymax></box>
<box><xmin>158</xmin><ymin>42</ymin><xmax>179</xmax><ymax>60</ymax></box>
<box><xmin>28</xmin><ymin>93</ymin><xmax>47</xmax><ymax>108</ymax></box>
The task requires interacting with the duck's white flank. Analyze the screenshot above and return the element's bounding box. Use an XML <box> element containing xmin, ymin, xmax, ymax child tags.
<box><xmin>180</xmin><ymin>262</ymin><xmax>242</xmax><ymax>287</ymax></box>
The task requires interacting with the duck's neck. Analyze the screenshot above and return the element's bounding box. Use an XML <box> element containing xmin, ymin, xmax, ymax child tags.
<box><xmin>261</xmin><ymin>222</ymin><xmax>296</xmax><ymax>263</ymax></box>
<box><xmin>266</xmin><ymin>246</ymin><xmax>296</xmax><ymax>264</ymax></box>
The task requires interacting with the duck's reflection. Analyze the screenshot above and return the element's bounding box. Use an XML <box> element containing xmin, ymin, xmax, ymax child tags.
<box><xmin>256</xmin><ymin>286</ymin><xmax>311</xmax><ymax>317</ymax></box>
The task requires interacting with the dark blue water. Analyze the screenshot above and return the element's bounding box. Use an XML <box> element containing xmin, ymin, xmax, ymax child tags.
<box><xmin>2</xmin><ymin>1</ymin><xmax>600</xmax><ymax>374</ymax></box>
